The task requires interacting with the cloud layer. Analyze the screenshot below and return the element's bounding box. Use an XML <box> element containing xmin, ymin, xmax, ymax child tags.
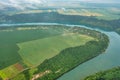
<box><xmin>0</xmin><ymin>0</ymin><xmax>46</xmax><ymax>10</ymax></box>
<box><xmin>0</xmin><ymin>0</ymin><xmax>119</xmax><ymax>10</ymax></box>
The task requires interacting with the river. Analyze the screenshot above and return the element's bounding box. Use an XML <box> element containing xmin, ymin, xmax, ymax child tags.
<box><xmin>0</xmin><ymin>23</ymin><xmax>120</xmax><ymax>80</ymax></box>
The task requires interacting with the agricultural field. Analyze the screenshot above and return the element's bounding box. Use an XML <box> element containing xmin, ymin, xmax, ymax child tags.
<box><xmin>0</xmin><ymin>26</ymin><xmax>63</xmax><ymax>69</ymax></box>
<box><xmin>0</xmin><ymin>62</ymin><xmax>26</xmax><ymax>79</ymax></box>
<box><xmin>18</xmin><ymin>33</ymin><xmax>94</xmax><ymax>66</ymax></box>
<box><xmin>57</xmin><ymin>9</ymin><xmax>103</xmax><ymax>17</ymax></box>
<box><xmin>0</xmin><ymin>25</ymin><xmax>97</xmax><ymax>80</ymax></box>
<box><xmin>57</xmin><ymin>8</ymin><xmax>120</xmax><ymax>20</ymax></box>
<box><xmin>11</xmin><ymin>26</ymin><xmax>109</xmax><ymax>80</ymax></box>
<box><xmin>0</xmin><ymin>25</ymin><xmax>64</xmax><ymax>79</ymax></box>
<box><xmin>11</xmin><ymin>8</ymin><xmax>120</xmax><ymax>20</ymax></box>
<box><xmin>92</xmin><ymin>8</ymin><xmax>120</xmax><ymax>20</ymax></box>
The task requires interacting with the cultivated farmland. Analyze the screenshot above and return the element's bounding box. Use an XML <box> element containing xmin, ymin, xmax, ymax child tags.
<box><xmin>18</xmin><ymin>33</ymin><xmax>94</xmax><ymax>66</ymax></box>
<box><xmin>0</xmin><ymin>25</ymin><xmax>108</xmax><ymax>80</ymax></box>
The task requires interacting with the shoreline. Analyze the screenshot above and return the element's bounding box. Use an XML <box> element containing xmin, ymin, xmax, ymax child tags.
<box><xmin>0</xmin><ymin>24</ymin><xmax>109</xmax><ymax>80</ymax></box>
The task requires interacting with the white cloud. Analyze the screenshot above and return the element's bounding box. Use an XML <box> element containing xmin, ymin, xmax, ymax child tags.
<box><xmin>0</xmin><ymin>0</ymin><xmax>46</xmax><ymax>10</ymax></box>
<box><xmin>77</xmin><ymin>0</ymin><xmax>120</xmax><ymax>3</ymax></box>
<box><xmin>0</xmin><ymin>0</ymin><xmax>119</xmax><ymax>10</ymax></box>
<box><xmin>28</xmin><ymin>0</ymin><xmax>42</xmax><ymax>4</ymax></box>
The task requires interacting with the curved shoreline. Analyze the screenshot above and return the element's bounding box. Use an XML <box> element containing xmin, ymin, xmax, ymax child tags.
<box><xmin>0</xmin><ymin>23</ymin><xmax>117</xmax><ymax>80</ymax></box>
<box><xmin>0</xmin><ymin>23</ymin><xmax>60</xmax><ymax>27</ymax></box>
<box><xmin>58</xmin><ymin>32</ymin><xmax>120</xmax><ymax>80</ymax></box>
<box><xmin>55</xmin><ymin>52</ymin><xmax>106</xmax><ymax>80</ymax></box>
<box><xmin>0</xmin><ymin>22</ymin><xmax>106</xmax><ymax>32</ymax></box>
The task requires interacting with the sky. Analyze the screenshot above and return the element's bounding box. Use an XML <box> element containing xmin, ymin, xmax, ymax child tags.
<box><xmin>0</xmin><ymin>0</ymin><xmax>120</xmax><ymax>10</ymax></box>
<box><xmin>0</xmin><ymin>0</ymin><xmax>120</xmax><ymax>3</ymax></box>
<box><xmin>0</xmin><ymin>0</ymin><xmax>46</xmax><ymax>10</ymax></box>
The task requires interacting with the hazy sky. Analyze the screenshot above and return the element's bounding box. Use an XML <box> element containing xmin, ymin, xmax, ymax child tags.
<box><xmin>0</xmin><ymin>0</ymin><xmax>119</xmax><ymax>10</ymax></box>
<box><xmin>0</xmin><ymin>0</ymin><xmax>120</xmax><ymax>3</ymax></box>
<box><xmin>79</xmin><ymin>0</ymin><xmax>120</xmax><ymax>3</ymax></box>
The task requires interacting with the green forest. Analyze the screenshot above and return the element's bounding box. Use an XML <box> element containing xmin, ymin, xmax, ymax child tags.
<box><xmin>0</xmin><ymin>1</ymin><xmax>120</xmax><ymax>80</ymax></box>
<box><xmin>84</xmin><ymin>67</ymin><xmax>120</xmax><ymax>80</ymax></box>
<box><xmin>11</xmin><ymin>26</ymin><xmax>109</xmax><ymax>80</ymax></box>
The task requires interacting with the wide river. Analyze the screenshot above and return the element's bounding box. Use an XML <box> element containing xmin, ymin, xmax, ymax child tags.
<box><xmin>1</xmin><ymin>23</ymin><xmax>120</xmax><ymax>80</ymax></box>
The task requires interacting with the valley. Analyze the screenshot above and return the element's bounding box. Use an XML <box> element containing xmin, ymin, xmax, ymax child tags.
<box><xmin>0</xmin><ymin>1</ymin><xmax>120</xmax><ymax>80</ymax></box>
<box><xmin>0</xmin><ymin>25</ymin><xmax>109</xmax><ymax>80</ymax></box>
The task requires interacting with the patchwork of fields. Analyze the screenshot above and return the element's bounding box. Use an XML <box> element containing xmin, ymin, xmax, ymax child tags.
<box><xmin>0</xmin><ymin>25</ymin><xmax>96</xmax><ymax>79</ymax></box>
<box><xmin>57</xmin><ymin>8</ymin><xmax>120</xmax><ymax>20</ymax></box>
<box><xmin>18</xmin><ymin>33</ymin><xmax>94</xmax><ymax>66</ymax></box>
<box><xmin>12</xmin><ymin>8</ymin><xmax>120</xmax><ymax>20</ymax></box>
<box><xmin>0</xmin><ymin>26</ymin><xmax>62</xmax><ymax>69</ymax></box>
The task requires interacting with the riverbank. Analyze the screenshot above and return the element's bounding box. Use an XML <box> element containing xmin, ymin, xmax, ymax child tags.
<box><xmin>58</xmin><ymin>31</ymin><xmax>120</xmax><ymax>80</ymax></box>
<box><xmin>1</xmin><ymin>12</ymin><xmax>120</xmax><ymax>35</ymax></box>
<box><xmin>9</xmin><ymin>25</ymin><xmax>109</xmax><ymax>80</ymax></box>
<box><xmin>84</xmin><ymin>67</ymin><xmax>120</xmax><ymax>80</ymax></box>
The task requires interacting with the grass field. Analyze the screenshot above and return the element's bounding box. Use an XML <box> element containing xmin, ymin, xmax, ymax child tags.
<box><xmin>18</xmin><ymin>33</ymin><xmax>94</xmax><ymax>67</ymax></box>
<box><xmin>0</xmin><ymin>26</ymin><xmax>64</xmax><ymax>79</ymax></box>
<box><xmin>0</xmin><ymin>62</ymin><xmax>26</xmax><ymax>79</ymax></box>
<box><xmin>0</xmin><ymin>26</ymin><xmax>63</xmax><ymax>69</ymax></box>
<box><xmin>0</xmin><ymin>26</ymin><xmax>96</xmax><ymax>79</ymax></box>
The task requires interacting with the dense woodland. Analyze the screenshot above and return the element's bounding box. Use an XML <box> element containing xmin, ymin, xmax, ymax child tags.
<box><xmin>12</xmin><ymin>26</ymin><xmax>109</xmax><ymax>80</ymax></box>
<box><xmin>84</xmin><ymin>67</ymin><xmax>120</xmax><ymax>80</ymax></box>
<box><xmin>0</xmin><ymin>12</ymin><xmax>120</xmax><ymax>34</ymax></box>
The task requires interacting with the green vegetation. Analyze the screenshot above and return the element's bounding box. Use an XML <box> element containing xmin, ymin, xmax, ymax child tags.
<box><xmin>11</xmin><ymin>27</ymin><xmax>109</xmax><ymax>80</ymax></box>
<box><xmin>116</xmin><ymin>28</ymin><xmax>120</xmax><ymax>34</ymax></box>
<box><xmin>57</xmin><ymin>8</ymin><xmax>120</xmax><ymax>20</ymax></box>
<box><xmin>0</xmin><ymin>4</ymin><xmax>118</xmax><ymax>80</ymax></box>
<box><xmin>0</xmin><ymin>25</ymin><xmax>109</xmax><ymax>80</ymax></box>
<box><xmin>0</xmin><ymin>25</ymin><xmax>65</xmax><ymax>79</ymax></box>
<box><xmin>0</xmin><ymin>25</ymin><xmax>63</xmax><ymax>69</ymax></box>
<box><xmin>1</xmin><ymin>11</ymin><xmax>120</xmax><ymax>35</ymax></box>
<box><xmin>84</xmin><ymin>67</ymin><xmax>120</xmax><ymax>80</ymax></box>
<box><xmin>3</xmin><ymin>8</ymin><xmax>120</xmax><ymax>20</ymax></box>
<box><xmin>18</xmin><ymin>33</ymin><xmax>94</xmax><ymax>66</ymax></box>
<box><xmin>91</xmin><ymin>8</ymin><xmax>120</xmax><ymax>20</ymax></box>
<box><xmin>0</xmin><ymin>62</ymin><xmax>27</xmax><ymax>79</ymax></box>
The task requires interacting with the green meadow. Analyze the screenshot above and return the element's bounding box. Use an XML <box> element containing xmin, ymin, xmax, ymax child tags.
<box><xmin>18</xmin><ymin>33</ymin><xmax>94</xmax><ymax>66</ymax></box>
<box><xmin>0</xmin><ymin>26</ymin><xmax>63</xmax><ymax>69</ymax></box>
<box><xmin>0</xmin><ymin>26</ymin><xmax>63</xmax><ymax>79</ymax></box>
<box><xmin>0</xmin><ymin>25</ymin><xmax>95</xmax><ymax>79</ymax></box>
<box><xmin>0</xmin><ymin>25</ymin><xmax>109</xmax><ymax>80</ymax></box>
